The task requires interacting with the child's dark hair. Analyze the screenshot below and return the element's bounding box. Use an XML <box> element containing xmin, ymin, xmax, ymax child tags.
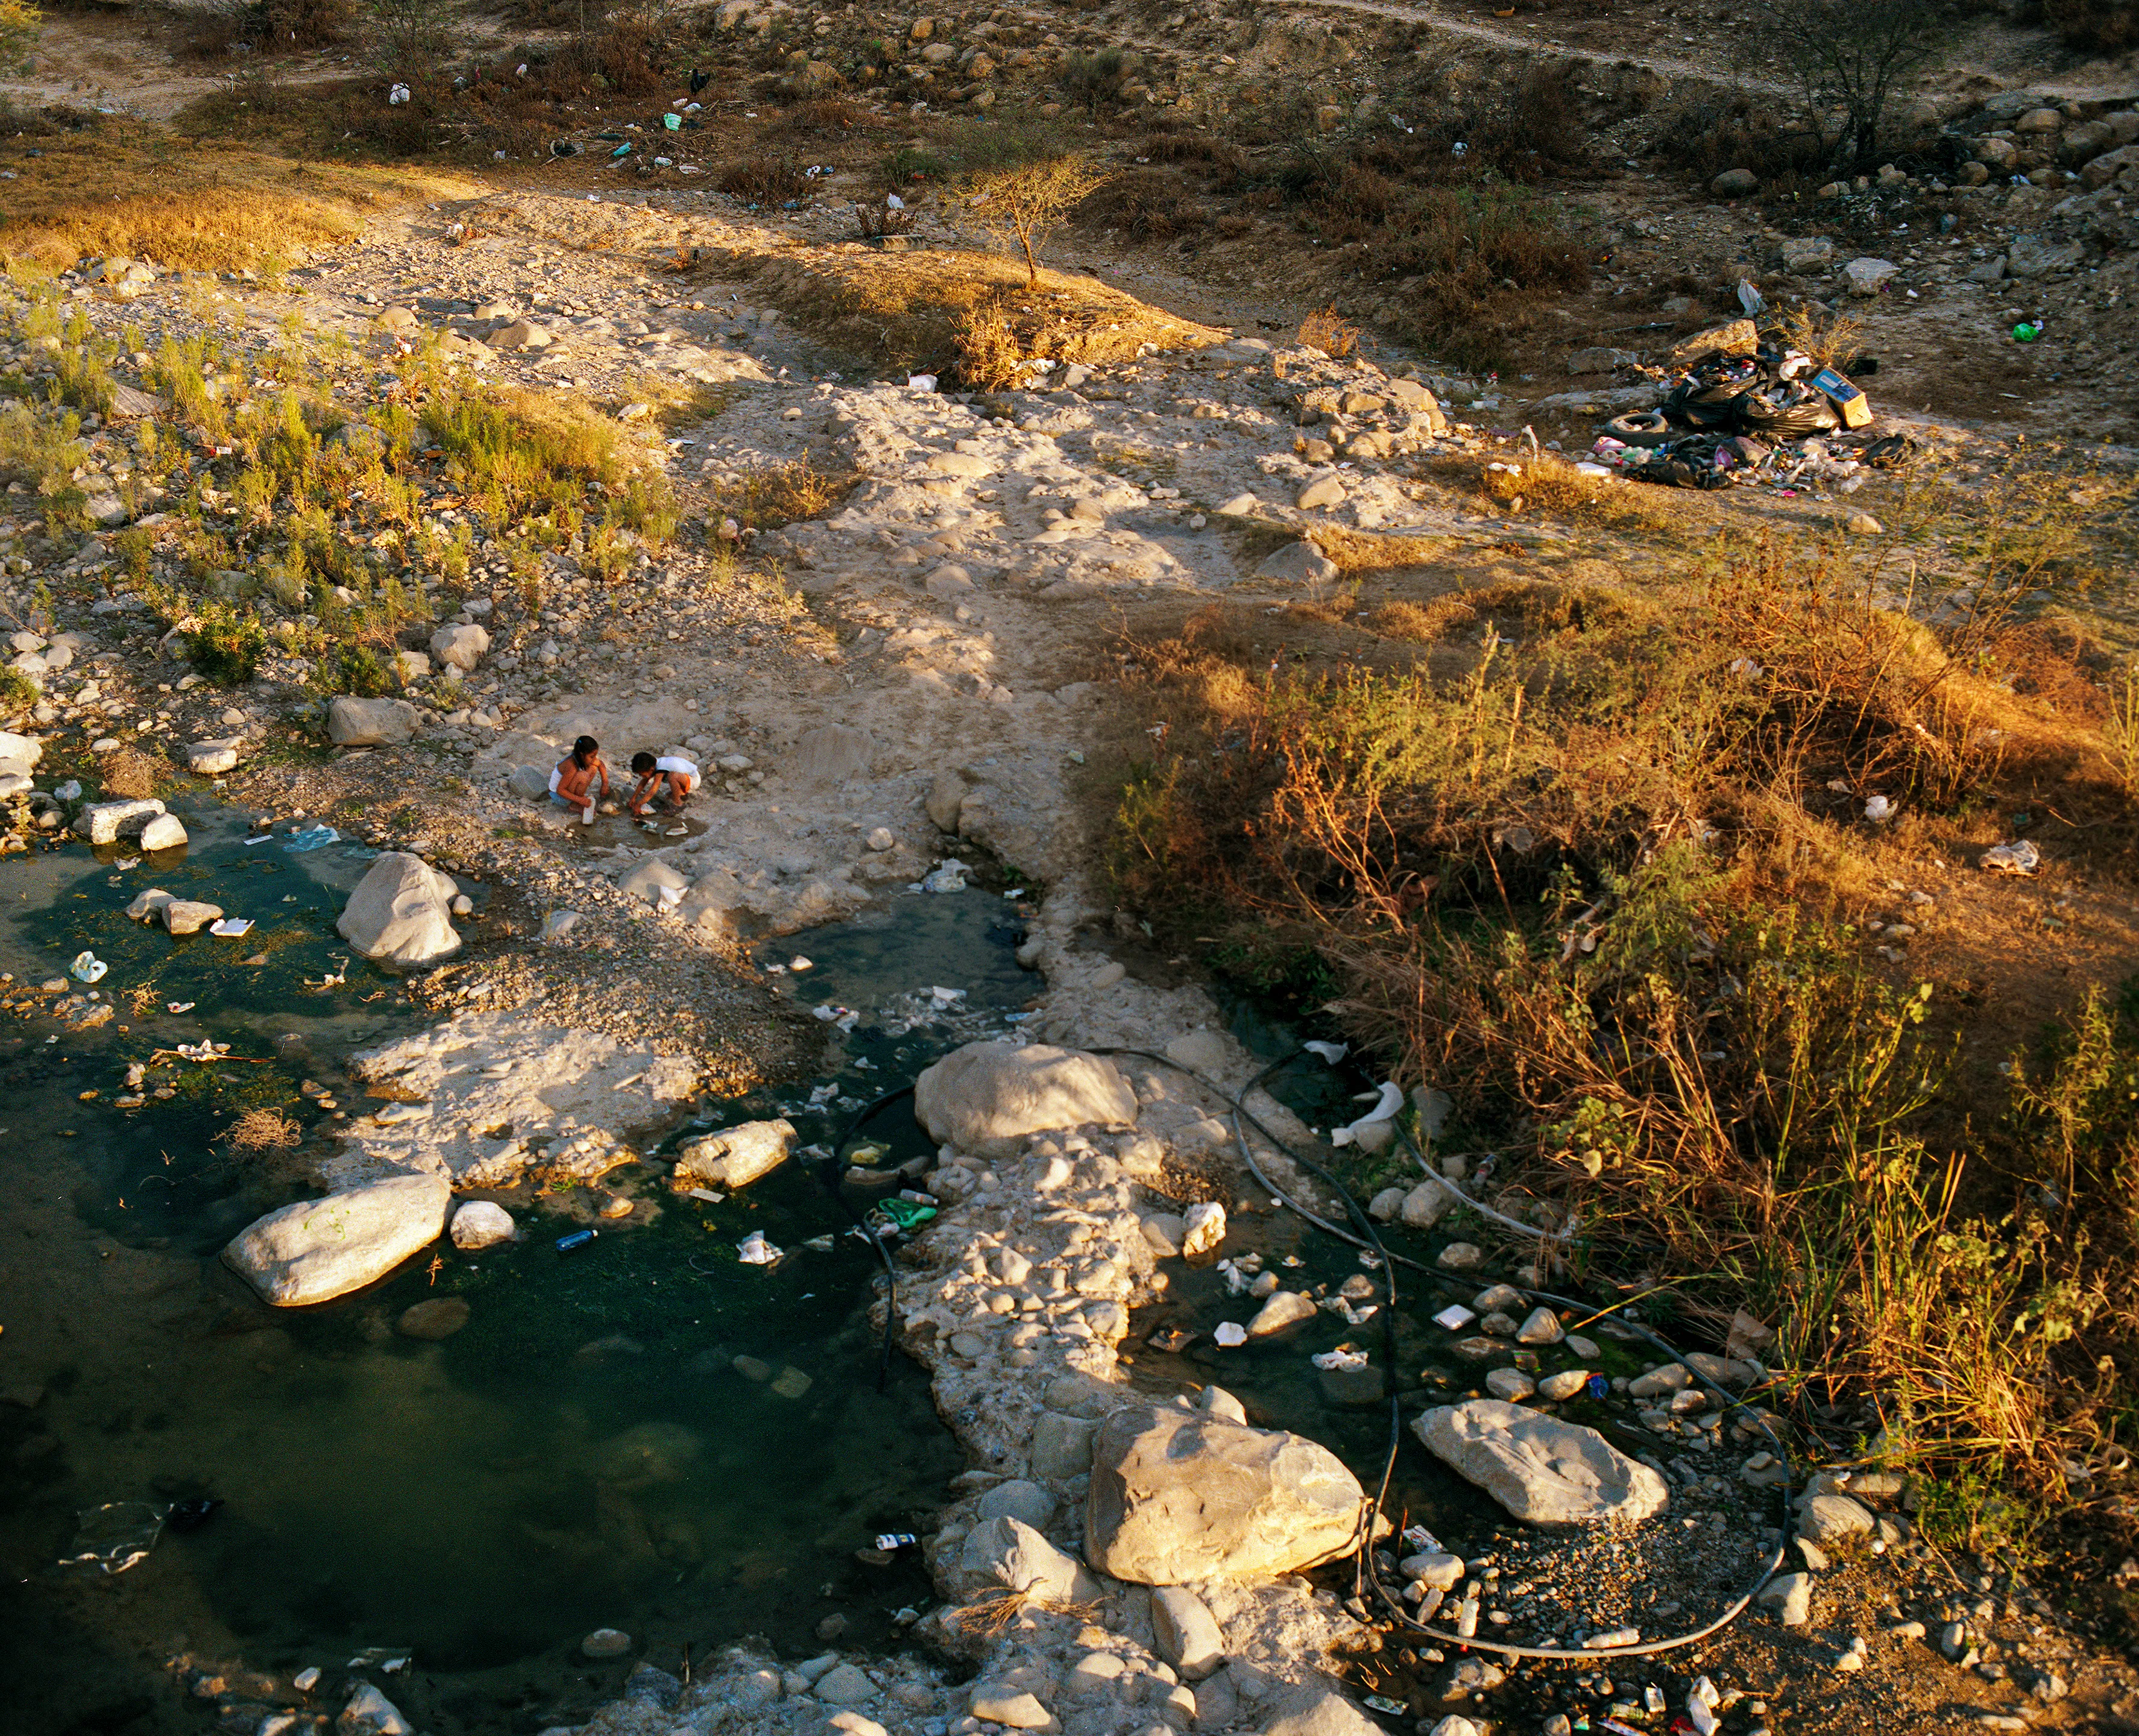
<box><xmin>572</xmin><ymin>735</ymin><xmax>599</xmax><ymax>762</ymax></box>
<box><xmin>630</xmin><ymin>752</ymin><xmax>656</xmax><ymax>774</ymax></box>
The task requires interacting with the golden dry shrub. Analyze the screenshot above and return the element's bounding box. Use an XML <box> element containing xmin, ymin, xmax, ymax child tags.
<box><xmin>959</xmin><ymin>149</ymin><xmax>1112</xmax><ymax>285</ymax></box>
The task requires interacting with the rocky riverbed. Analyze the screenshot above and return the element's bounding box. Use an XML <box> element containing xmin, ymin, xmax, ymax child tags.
<box><xmin>4</xmin><ymin>74</ymin><xmax>2139</xmax><ymax>1736</ymax></box>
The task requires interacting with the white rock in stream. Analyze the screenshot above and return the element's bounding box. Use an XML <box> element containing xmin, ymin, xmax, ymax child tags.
<box><xmin>1412</xmin><ymin>1398</ymin><xmax>1671</xmax><ymax>1527</ymax></box>
<box><xmin>222</xmin><ymin>1174</ymin><xmax>452</xmax><ymax>1306</ymax></box>
<box><xmin>337</xmin><ymin>852</ymin><xmax>462</xmax><ymax>966</ymax></box>
<box><xmin>74</xmin><ymin>797</ymin><xmax>165</xmax><ymax>845</ymax></box>
<box><xmin>339</xmin><ymin>1682</ymin><xmax>413</xmax><ymax>1736</ymax></box>
<box><xmin>449</xmin><ymin>1200</ymin><xmax>517</xmax><ymax>1249</ymax></box>
<box><xmin>1086</xmin><ymin>1402</ymin><xmax>1367</xmax><ymax>1583</ymax></box>
<box><xmin>138</xmin><ymin>813</ymin><xmax>188</xmax><ymax>852</ymax></box>
<box><xmin>912</xmin><ymin>1041</ymin><xmax>1138</xmax><ymax>1160</ymax></box>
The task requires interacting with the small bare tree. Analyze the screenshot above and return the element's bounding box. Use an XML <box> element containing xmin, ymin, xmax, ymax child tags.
<box><xmin>1747</xmin><ymin>0</ymin><xmax>1940</xmax><ymax>173</ymax></box>
<box><xmin>959</xmin><ymin>149</ymin><xmax>1110</xmax><ymax>286</ymax></box>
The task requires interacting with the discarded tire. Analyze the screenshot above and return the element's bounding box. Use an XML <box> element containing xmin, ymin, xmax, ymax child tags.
<box><xmin>1604</xmin><ymin>411</ymin><xmax>1673</xmax><ymax>447</ymax></box>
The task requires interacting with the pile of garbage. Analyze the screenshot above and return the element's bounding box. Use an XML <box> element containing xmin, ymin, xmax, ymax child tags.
<box><xmin>1585</xmin><ymin>344</ymin><xmax>1906</xmax><ymax>492</ymax></box>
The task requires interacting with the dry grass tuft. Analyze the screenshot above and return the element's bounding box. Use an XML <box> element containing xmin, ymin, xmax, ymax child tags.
<box><xmin>223</xmin><ymin>1107</ymin><xmax>303</xmax><ymax>1151</ymax></box>
<box><xmin>1297</xmin><ymin>304</ymin><xmax>1361</xmax><ymax>360</ymax></box>
<box><xmin>98</xmin><ymin>745</ymin><xmax>164</xmax><ymax>800</ymax></box>
<box><xmin>1370</xmin><ymin>597</ymin><xmax>1478</xmax><ymax>641</ymax></box>
<box><xmin>711</xmin><ymin>457</ymin><xmax>857</xmax><ymax>532</ymax></box>
<box><xmin>950</xmin><ymin>1589</ymin><xmax>1103</xmax><ymax>1640</ymax></box>
<box><xmin>948</xmin><ymin>297</ymin><xmax>1028</xmax><ymax>391</ymax></box>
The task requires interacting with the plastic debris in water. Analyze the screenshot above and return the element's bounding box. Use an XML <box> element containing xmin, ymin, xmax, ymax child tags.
<box><xmin>919</xmin><ymin>860</ymin><xmax>969</xmax><ymax>894</ymax></box>
<box><xmin>556</xmin><ymin>1228</ymin><xmax>597</xmax><ymax>1253</ymax></box>
<box><xmin>209</xmin><ymin>918</ymin><xmax>253</xmax><ymax>937</ymax></box>
<box><xmin>1302</xmin><ymin>1040</ymin><xmax>1347</xmax><ymax>1064</ymax></box>
<box><xmin>737</xmin><ymin>1230</ymin><xmax>781</xmax><ymax>1265</ymax></box>
<box><xmin>57</xmin><ymin>1502</ymin><xmax>164</xmax><ymax>1576</ymax></box>
<box><xmin>282</xmin><ymin>825</ymin><xmax>339</xmax><ymax>853</ymax></box>
<box><xmin>1311</xmin><ymin>1347</ymin><xmax>1369</xmax><ymax>1372</ymax></box>
<box><xmin>166</xmin><ymin>1001</ymin><xmax>195</xmax><ymax>1014</ymax></box>
<box><xmin>928</xmin><ymin>985</ymin><xmax>966</xmax><ymax>1008</ymax></box>
<box><xmin>1433</xmin><ymin>1304</ymin><xmax>1476</xmax><ymax>1332</ymax></box>
<box><xmin>874</xmin><ymin>1532</ymin><xmax>917</xmax><ymax>1550</ymax></box>
<box><xmin>70</xmin><ymin>951</ymin><xmax>107</xmax><ymax>984</ymax></box>
<box><xmin>1212</xmin><ymin>1321</ymin><xmax>1247</xmax><ymax>1347</ymax></box>
<box><xmin>1329</xmin><ymin>1080</ymin><xmax>1402</xmax><ymax>1146</ymax></box>
<box><xmin>174</xmin><ymin>1040</ymin><xmax>232</xmax><ymax>1063</ymax></box>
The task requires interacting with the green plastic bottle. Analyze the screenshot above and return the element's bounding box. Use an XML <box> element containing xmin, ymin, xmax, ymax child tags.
<box><xmin>2013</xmin><ymin>322</ymin><xmax>2041</xmax><ymax>342</ymax></box>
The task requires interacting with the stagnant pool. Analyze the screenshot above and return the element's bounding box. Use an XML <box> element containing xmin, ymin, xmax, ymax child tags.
<box><xmin>0</xmin><ymin>799</ymin><xmax>1032</xmax><ymax>1736</ymax></box>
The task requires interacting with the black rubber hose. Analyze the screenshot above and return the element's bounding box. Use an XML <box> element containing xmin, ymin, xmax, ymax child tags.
<box><xmin>806</xmin><ymin>1083</ymin><xmax>917</xmax><ymax>1391</ymax></box>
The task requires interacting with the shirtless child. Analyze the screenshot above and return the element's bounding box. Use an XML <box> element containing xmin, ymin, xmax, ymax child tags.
<box><xmin>549</xmin><ymin>735</ymin><xmax>613</xmax><ymax>824</ymax></box>
<box><xmin>628</xmin><ymin>750</ymin><xmax>699</xmax><ymax>817</ymax></box>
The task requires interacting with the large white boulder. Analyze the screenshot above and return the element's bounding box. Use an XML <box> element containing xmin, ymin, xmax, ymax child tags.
<box><xmin>74</xmin><ymin>797</ymin><xmax>166</xmax><ymax>845</ymax></box>
<box><xmin>673</xmin><ymin>1118</ymin><xmax>795</xmax><ymax>1190</ymax></box>
<box><xmin>1085</xmin><ymin>1402</ymin><xmax>1367</xmax><ymax>1584</ymax></box>
<box><xmin>913</xmin><ymin>1042</ymin><xmax>1138</xmax><ymax>1160</ymax></box>
<box><xmin>337</xmin><ymin>852</ymin><xmax>462</xmax><ymax>966</ymax></box>
<box><xmin>1411</xmin><ymin>1399</ymin><xmax>1670</xmax><ymax>1527</ymax></box>
<box><xmin>327</xmin><ymin>696</ymin><xmax>420</xmax><ymax>746</ymax></box>
<box><xmin>222</xmin><ymin>1174</ymin><xmax>452</xmax><ymax>1306</ymax></box>
<box><xmin>429</xmin><ymin>623</ymin><xmax>491</xmax><ymax>671</ymax></box>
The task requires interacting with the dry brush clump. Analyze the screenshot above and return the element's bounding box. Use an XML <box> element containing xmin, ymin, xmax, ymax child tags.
<box><xmin>222</xmin><ymin>1106</ymin><xmax>303</xmax><ymax>1151</ymax></box>
<box><xmin>1106</xmin><ymin>538</ymin><xmax>2139</xmax><ymax>1509</ymax></box>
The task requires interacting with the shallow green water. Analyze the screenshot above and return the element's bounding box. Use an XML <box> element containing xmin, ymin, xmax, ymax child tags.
<box><xmin>0</xmin><ymin>804</ymin><xmax>1025</xmax><ymax>1736</ymax></box>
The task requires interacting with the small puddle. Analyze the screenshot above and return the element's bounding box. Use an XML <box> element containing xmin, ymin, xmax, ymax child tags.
<box><xmin>0</xmin><ymin>801</ymin><xmax>1029</xmax><ymax>1736</ymax></box>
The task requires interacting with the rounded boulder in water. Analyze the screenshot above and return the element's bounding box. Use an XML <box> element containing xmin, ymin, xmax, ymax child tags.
<box><xmin>397</xmin><ymin>1297</ymin><xmax>470</xmax><ymax>1340</ymax></box>
<box><xmin>581</xmin><ymin>1628</ymin><xmax>632</xmax><ymax>1659</ymax></box>
<box><xmin>450</xmin><ymin>1200</ymin><xmax>516</xmax><ymax>1250</ymax></box>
